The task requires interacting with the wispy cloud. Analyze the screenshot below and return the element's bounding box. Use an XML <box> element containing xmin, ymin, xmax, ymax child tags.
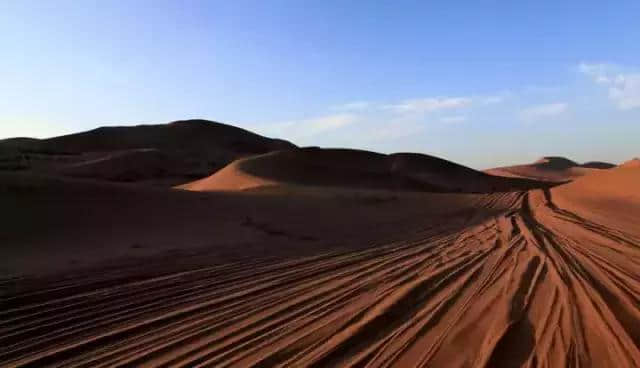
<box><xmin>383</xmin><ymin>97</ymin><xmax>473</xmax><ymax>114</ymax></box>
<box><xmin>264</xmin><ymin>113</ymin><xmax>359</xmax><ymax>141</ymax></box>
<box><xmin>520</xmin><ymin>103</ymin><xmax>568</xmax><ymax>120</ymax></box>
<box><xmin>361</xmin><ymin>121</ymin><xmax>426</xmax><ymax>143</ymax></box>
<box><xmin>609</xmin><ymin>74</ymin><xmax>640</xmax><ymax>110</ymax></box>
<box><xmin>479</xmin><ymin>95</ymin><xmax>506</xmax><ymax>105</ymax></box>
<box><xmin>331</xmin><ymin>101</ymin><xmax>371</xmax><ymax>111</ymax></box>
<box><xmin>259</xmin><ymin>91</ymin><xmax>509</xmax><ymax>145</ymax></box>
<box><xmin>579</xmin><ymin>62</ymin><xmax>640</xmax><ymax>110</ymax></box>
<box><xmin>440</xmin><ymin>115</ymin><xmax>467</xmax><ymax>124</ymax></box>
<box><xmin>304</xmin><ymin>113</ymin><xmax>359</xmax><ymax>135</ymax></box>
<box><xmin>578</xmin><ymin>63</ymin><xmax>614</xmax><ymax>83</ymax></box>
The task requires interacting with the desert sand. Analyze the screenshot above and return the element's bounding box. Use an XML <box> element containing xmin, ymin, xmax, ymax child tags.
<box><xmin>1</xmin><ymin>122</ymin><xmax>638</xmax><ymax>368</ymax></box>
<box><xmin>620</xmin><ymin>158</ymin><xmax>640</xmax><ymax>169</ymax></box>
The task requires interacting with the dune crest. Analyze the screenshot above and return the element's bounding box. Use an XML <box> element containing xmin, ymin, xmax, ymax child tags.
<box><xmin>0</xmin><ymin>120</ymin><xmax>295</xmax><ymax>186</ymax></box>
<box><xmin>620</xmin><ymin>157</ymin><xmax>640</xmax><ymax>168</ymax></box>
<box><xmin>180</xmin><ymin>147</ymin><xmax>554</xmax><ymax>193</ymax></box>
<box><xmin>486</xmin><ymin>156</ymin><xmax>614</xmax><ymax>182</ymax></box>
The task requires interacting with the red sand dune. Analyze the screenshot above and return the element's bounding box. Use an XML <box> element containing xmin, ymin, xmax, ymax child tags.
<box><xmin>619</xmin><ymin>157</ymin><xmax>640</xmax><ymax>168</ymax></box>
<box><xmin>550</xmin><ymin>165</ymin><xmax>640</xmax><ymax>231</ymax></box>
<box><xmin>485</xmin><ymin>156</ymin><xmax>615</xmax><ymax>182</ymax></box>
<box><xmin>180</xmin><ymin>147</ymin><xmax>554</xmax><ymax>193</ymax></box>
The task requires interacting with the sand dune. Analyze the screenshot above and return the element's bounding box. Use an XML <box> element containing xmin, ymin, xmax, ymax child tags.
<box><xmin>620</xmin><ymin>158</ymin><xmax>640</xmax><ymax>168</ymax></box>
<box><xmin>180</xmin><ymin>147</ymin><xmax>554</xmax><ymax>193</ymax></box>
<box><xmin>550</xmin><ymin>165</ymin><xmax>640</xmax><ymax>231</ymax></box>
<box><xmin>1</xmin><ymin>123</ymin><xmax>637</xmax><ymax>367</ymax></box>
<box><xmin>0</xmin><ymin>120</ymin><xmax>294</xmax><ymax>186</ymax></box>
<box><xmin>486</xmin><ymin>156</ymin><xmax>614</xmax><ymax>182</ymax></box>
<box><xmin>2</xmin><ymin>164</ymin><xmax>639</xmax><ymax>367</ymax></box>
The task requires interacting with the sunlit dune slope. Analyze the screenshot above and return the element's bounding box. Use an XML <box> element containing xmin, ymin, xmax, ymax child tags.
<box><xmin>550</xmin><ymin>165</ymin><xmax>640</xmax><ymax>233</ymax></box>
<box><xmin>619</xmin><ymin>157</ymin><xmax>640</xmax><ymax>168</ymax></box>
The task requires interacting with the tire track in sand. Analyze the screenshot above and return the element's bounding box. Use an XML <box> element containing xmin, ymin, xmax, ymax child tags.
<box><xmin>1</xmin><ymin>191</ymin><xmax>639</xmax><ymax>367</ymax></box>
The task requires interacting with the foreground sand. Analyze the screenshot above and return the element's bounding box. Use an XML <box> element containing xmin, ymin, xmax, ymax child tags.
<box><xmin>2</xmin><ymin>170</ymin><xmax>640</xmax><ymax>367</ymax></box>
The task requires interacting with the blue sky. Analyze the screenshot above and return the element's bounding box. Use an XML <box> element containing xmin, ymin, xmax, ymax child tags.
<box><xmin>1</xmin><ymin>0</ymin><xmax>638</xmax><ymax>168</ymax></box>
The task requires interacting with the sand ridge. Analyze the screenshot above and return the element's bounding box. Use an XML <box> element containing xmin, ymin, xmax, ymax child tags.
<box><xmin>485</xmin><ymin>156</ymin><xmax>615</xmax><ymax>182</ymax></box>
<box><xmin>0</xmin><ymin>120</ymin><xmax>295</xmax><ymax>186</ymax></box>
<box><xmin>179</xmin><ymin>147</ymin><xmax>555</xmax><ymax>193</ymax></box>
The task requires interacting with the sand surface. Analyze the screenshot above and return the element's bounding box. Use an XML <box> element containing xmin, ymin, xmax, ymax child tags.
<box><xmin>2</xmin><ymin>165</ymin><xmax>639</xmax><ymax>367</ymax></box>
<box><xmin>620</xmin><ymin>158</ymin><xmax>640</xmax><ymax>168</ymax></box>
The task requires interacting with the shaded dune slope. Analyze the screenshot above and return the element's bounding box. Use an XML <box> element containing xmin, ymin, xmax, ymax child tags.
<box><xmin>486</xmin><ymin>156</ymin><xmax>614</xmax><ymax>182</ymax></box>
<box><xmin>181</xmin><ymin>148</ymin><xmax>553</xmax><ymax>193</ymax></box>
<box><xmin>0</xmin><ymin>120</ymin><xmax>295</xmax><ymax>186</ymax></box>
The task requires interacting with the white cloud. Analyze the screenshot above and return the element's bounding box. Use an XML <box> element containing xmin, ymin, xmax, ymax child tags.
<box><xmin>520</xmin><ymin>103</ymin><xmax>568</xmax><ymax>120</ymax></box>
<box><xmin>361</xmin><ymin>121</ymin><xmax>426</xmax><ymax>143</ymax></box>
<box><xmin>304</xmin><ymin>113</ymin><xmax>358</xmax><ymax>134</ymax></box>
<box><xmin>331</xmin><ymin>101</ymin><xmax>371</xmax><ymax>111</ymax></box>
<box><xmin>480</xmin><ymin>95</ymin><xmax>504</xmax><ymax>105</ymax></box>
<box><xmin>608</xmin><ymin>74</ymin><xmax>640</xmax><ymax>110</ymax></box>
<box><xmin>262</xmin><ymin>113</ymin><xmax>359</xmax><ymax>141</ymax></box>
<box><xmin>578</xmin><ymin>62</ymin><xmax>613</xmax><ymax>81</ymax></box>
<box><xmin>260</xmin><ymin>90</ymin><xmax>509</xmax><ymax>144</ymax></box>
<box><xmin>579</xmin><ymin>62</ymin><xmax>640</xmax><ymax>110</ymax></box>
<box><xmin>440</xmin><ymin>116</ymin><xmax>467</xmax><ymax>124</ymax></box>
<box><xmin>383</xmin><ymin>97</ymin><xmax>472</xmax><ymax>113</ymax></box>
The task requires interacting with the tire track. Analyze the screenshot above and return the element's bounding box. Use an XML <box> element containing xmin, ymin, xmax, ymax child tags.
<box><xmin>1</xmin><ymin>191</ymin><xmax>638</xmax><ymax>367</ymax></box>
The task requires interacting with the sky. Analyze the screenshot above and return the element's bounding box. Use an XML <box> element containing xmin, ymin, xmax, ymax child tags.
<box><xmin>1</xmin><ymin>0</ymin><xmax>639</xmax><ymax>169</ymax></box>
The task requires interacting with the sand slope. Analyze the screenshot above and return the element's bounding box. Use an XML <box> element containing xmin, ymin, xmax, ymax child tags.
<box><xmin>550</xmin><ymin>165</ymin><xmax>640</xmax><ymax>232</ymax></box>
<box><xmin>486</xmin><ymin>156</ymin><xmax>614</xmax><ymax>182</ymax></box>
<box><xmin>2</xmin><ymin>167</ymin><xmax>639</xmax><ymax>367</ymax></box>
<box><xmin>180</xmin><ymin>148</ymin><xmax>554</xmax><ymax>193</ymax></box>
<box><xmin>620</xmin><ymin>158</ymin><xmax>640</xmax><ymax>168</ymax></box>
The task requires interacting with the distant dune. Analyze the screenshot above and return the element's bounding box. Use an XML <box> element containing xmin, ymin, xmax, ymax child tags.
<box><xmin>619</xmin><ymin>157</ymin><xmax>640</xmax><ymax>168</ymax></box>
<box><xmin>550</xmin><ymin>164</ymin><xmax>640</xmax><ymax>231</ymax></box>
<box><xmin>180</xmin><ymin>147</ymin><xmax>554</xmax><ymax>193</ymax></box>
<box><xmin>0</xmin><ymin>120</ymin><xmax>295</xmax><ymax>186</ymax></box>
<box><xmin>554</xmin><ymin>164</ymin><xmax>640</xmax><ymax>202</ymax></box>
<box><xmin>580</xmin><ymin>161</ymin><xmax>617</xmax><ymax>169</ymax></box>
<box><xmin>485</xmin><ymin>156</ymin><xmax>615</xmax><ymax>182</ymax></box>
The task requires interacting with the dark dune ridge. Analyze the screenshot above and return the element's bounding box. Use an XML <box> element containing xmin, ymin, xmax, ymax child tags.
<box><xmin>0</xmin><ymin>120</ymin><xmax>295</xmax><ymax>186</ymax></box>
<box><xmin>180</xmin><ymin>147</ymin><xmax>555</xmax><ymax>193</ymax></box>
